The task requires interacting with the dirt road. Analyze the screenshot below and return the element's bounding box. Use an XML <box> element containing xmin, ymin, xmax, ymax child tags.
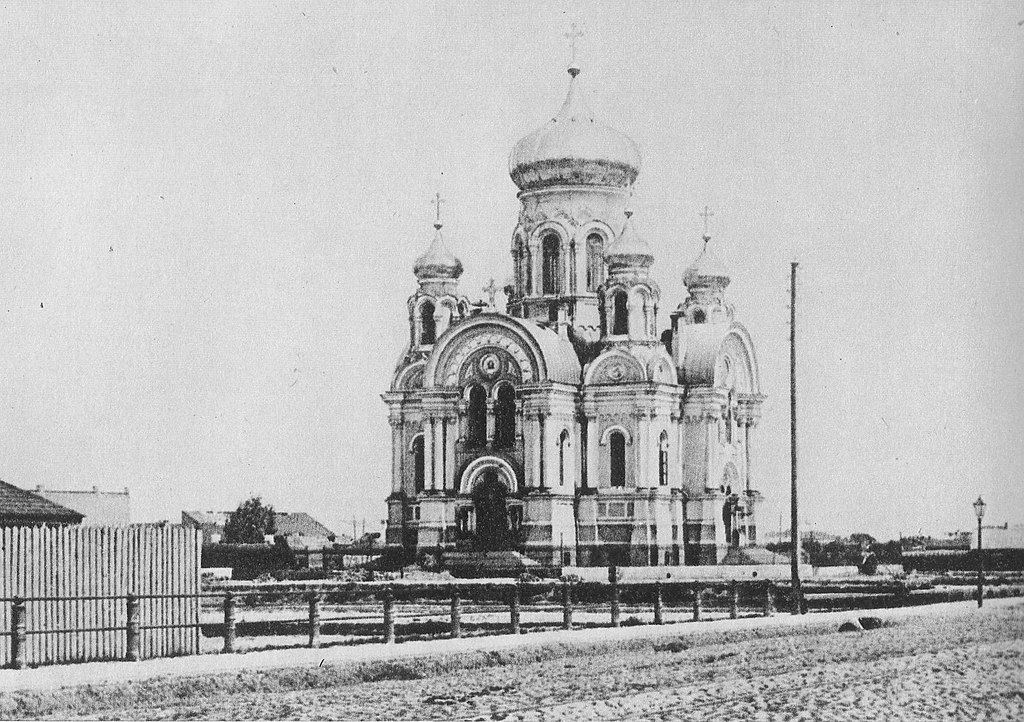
<box><xmin>73</xmin><ymin>603</ymin><xmax>1024</xmax><ymax>721</ymax></box>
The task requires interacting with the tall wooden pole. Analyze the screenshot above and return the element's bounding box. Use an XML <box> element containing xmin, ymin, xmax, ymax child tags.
<box><xmin>790</xmin><ymin>261</ymin><xmax>803</xmax><ymax>614</ymax></box>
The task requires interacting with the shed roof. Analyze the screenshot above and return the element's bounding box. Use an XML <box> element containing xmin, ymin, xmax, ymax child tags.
<box><xmin>0</xmin><ymin>480</ymin><xmax>84</xmax><ymax>524</ymax></box>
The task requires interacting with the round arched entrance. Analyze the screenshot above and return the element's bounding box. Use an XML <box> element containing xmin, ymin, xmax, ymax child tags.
<box><xmin>460</xmin><ymin>457</ymin><xmax>520</xmax><ymax>552</ymax></box>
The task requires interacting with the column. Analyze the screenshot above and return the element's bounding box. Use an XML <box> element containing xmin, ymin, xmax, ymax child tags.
<box><xmin>634</xmin><ymin>409</ymin><xmax>647</xmax><ymax>488</ymax></box>
<box><xmin>744</xmin><ymin>419</ymin><xmax>754</xmax><ymax>493</ymax></box>
<box><xmin>529</xmin><ymin>240</ymin><xmax>541</xmax><ymax>296</ymax></box>
<box><xmin>538</xmin><ymin>412</ymin><xmax>546</xmax><ymax>489</ymax></box>
<box><xmin>445</xmin><ymin>417</ymin><xmax>457</xmax><ymax>492</ymax></box>
<box><xmin>586</xmin><ymin>415</ymin><xmax>599</xmax><ymax>489</ymax></box>
<box><xmin>432</xmin><ymin>418</ymin><xmax>444</xmax><ymax>492</ymax></box>
<box><xmin>673</xmin><ymin>412</ymin><xmax>684</xmax><ymax>489</ymax></box>
<box><xmin>423</xmin><ymin>418</ymin><xmax>434</xmax><ymax>490</ymax></box>
<box><xmin>390</xmin><ymin>420</ymin><xmax>403</xmax><ymax>494</ymax></box>
<box><xmin>486</xmin><ymin>401</ymin><xmax>496</xmax><ymax>444</ymax></box>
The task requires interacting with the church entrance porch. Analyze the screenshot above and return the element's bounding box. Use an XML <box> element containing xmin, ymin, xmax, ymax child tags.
<box><xmin>473</xmin><ymin>471</ymin><xmax>513</xmax><ymax>551</ymax></box>
<box><xmin>455</xmin><ymin>457</ymin><xmax>523</xmax><ymax>553</ymax></box>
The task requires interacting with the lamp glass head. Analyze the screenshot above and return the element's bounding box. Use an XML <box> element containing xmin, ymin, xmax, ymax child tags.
<box><xmin>973</xmin><ymin>496</ymin><xmax>986</xmax><ymax>520</ymax></box>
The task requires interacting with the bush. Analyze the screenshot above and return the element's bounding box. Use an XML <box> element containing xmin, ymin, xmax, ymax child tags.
<box><xmin>202</xmin><ymin>543</ymin><xmax>295</xmax><ymax>580</ymax></box>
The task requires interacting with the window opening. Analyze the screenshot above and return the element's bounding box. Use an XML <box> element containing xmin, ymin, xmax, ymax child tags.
<box><xmin>420</xmin><ymin>302</ymin><xmax>436</xmax><ymax>345</ymax></box>
<box><xmin>542</xmin><ymin>233</ymin><xmax>560</xmax><ymax>295</ymax></box>
<box><xmin>612</xmin><ymin>292</ymin><xmax>629</xmax><ymax>335</ymax></box>
<box><xmin>467</xmin><ymin>385</ymin><xmax>487</xmax><ymax>448</ymax></box>
<box><xmin>609</xmin><ymin>431</ymin><xmax>626</xmax><ymax>487</ymax></box>
<box><xmin>493</xmin><ymin>384</ymin><xmax>516</xmax><ymax>449</ymax></box>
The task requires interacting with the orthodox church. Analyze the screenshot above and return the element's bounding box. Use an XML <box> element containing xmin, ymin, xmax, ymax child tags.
<box><xmin>383</xmin><ymin>57</ymin><xmax>765</xmax><ymax>568</ymax></box>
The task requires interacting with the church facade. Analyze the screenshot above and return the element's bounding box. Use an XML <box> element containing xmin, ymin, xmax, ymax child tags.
<box><xmin>383</xmin><ymin>60</ymin><xmax>765</xmax><ymax>568</ymax></box>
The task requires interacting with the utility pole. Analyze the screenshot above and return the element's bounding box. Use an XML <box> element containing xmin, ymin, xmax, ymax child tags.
<box><xmin>790</xmin><ymin>261</ymin><xmax>804</xmax><ymax>614</ymax></box>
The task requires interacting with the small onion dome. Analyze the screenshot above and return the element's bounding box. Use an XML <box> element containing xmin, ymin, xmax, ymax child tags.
<box><xmin>605</xmin><ymin>211</ymin><xmax>654</xmax><ymax>269</ymax></box>
<box><xmin>509</xmin><ymin>68</ymin><xmax>641</xmax><ymax>191</ymax></box>
<box><xmin>683</xmin><ymin>238</ymin><xmax>731</xmax><ymax>289</ymax></box>
<box><xmin>414</xmin><ymin>223</ymin><xmax>463</xmax><ymax>280</ymax></box>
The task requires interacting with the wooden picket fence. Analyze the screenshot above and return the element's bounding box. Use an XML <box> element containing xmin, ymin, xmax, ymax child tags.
<box><xmin>0</xmin><ymin>525</ymin><xmax>202</xmax><ymax>668</ymax></box>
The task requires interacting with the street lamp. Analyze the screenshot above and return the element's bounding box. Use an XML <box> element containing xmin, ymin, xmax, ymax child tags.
<box><xmin>973</xmin><ymin>496</ymin><xmax>986</xmax><ymax>608</ymax></box>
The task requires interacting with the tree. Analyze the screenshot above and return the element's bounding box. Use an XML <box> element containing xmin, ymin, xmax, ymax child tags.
<box><xmin>223</xmin><ymin>496</ymin><xmax>276</xmax><ymax>544</ymax></box>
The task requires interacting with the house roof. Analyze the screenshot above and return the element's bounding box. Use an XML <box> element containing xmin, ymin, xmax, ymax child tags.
<box><xmin>181</xmin><ymin>510</ymin><xmax>230</xmax><ymax>528</ymax></box>
<box><xmin>181</xmin><ymin>510</ymin><xmax>336</xmax><ymax>539</ymax></box>
<box><xmin>274</xmin><ymin>512</ymin><xmax>335</xmax><ymax>538</ymax></box>
<box><xmin>0</xmin><ymin>480</ymin><xmax>84</xmax><ymax>524</ymax></box>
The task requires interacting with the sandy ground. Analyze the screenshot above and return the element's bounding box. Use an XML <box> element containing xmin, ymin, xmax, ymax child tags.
<box><xmin>69</xmin><ymin>601</ymin><xmax>1024</xmax><ymax>721</ymax></box>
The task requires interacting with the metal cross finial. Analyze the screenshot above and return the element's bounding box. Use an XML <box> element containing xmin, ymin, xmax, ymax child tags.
<box><xmin>432</xmin><ymin>192</ymin><xmax>445</xmax><ymax>228</ymax></box>
<box><xmin>700</xmin><ymin>205</ymin><xmax>715</xmax><ymax>240</ymax></box>
<box><xmin>565</xmin><ymin>23</ymin><xmax>584</xmax><ymax>66</ymax></box>
<box><xmin>483</xmin><ymin>278</ymin><xmax>499</xmax><ymax>309</ymax></box>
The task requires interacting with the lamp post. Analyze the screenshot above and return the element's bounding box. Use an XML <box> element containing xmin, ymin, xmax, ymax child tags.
<box><xmin>973</xmin><ymin>496</ymin><xmax>986</xmax><ymax>608</ymax></box>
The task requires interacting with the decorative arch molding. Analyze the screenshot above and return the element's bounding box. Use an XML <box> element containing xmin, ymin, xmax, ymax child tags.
<box><xmin>459</xmin><ymin>456</ymin><xmax>520</xmax><ymax>494</ymax></box>
<box><xmin>491</xmin><ymin>379</ymin><xmax>516</xmax><ymax>400</ymax></box>
<box><xmin>426</xmin><ymin>315</ymin><xmax>579</xmax><ymax>388</ymax></box>
<box><xmin>714</xmin><ymin>324</ymin><xmax>762</xmax><ymax>395</ymax></box>
<box><xmin>575</xmin><ymin>219</ymin><xmax>615</xmax><ymax>246</ymax></box>
<box><xmin>528</xmin><ymin>219</ymin><xmax>572</xmax><ymax>248</ymax></box>
<box><xmin>585</xmin><ymin>349</ymin><xmax>647</xmax><ymax>386</ymax></box>
<box><xmin>599</xmin><ymin>425</ymin><xmax>634</xmax><ymax>446</ymax></box>
<box><xmin>407</xmin><ymin>431</ymin><xmax>425</xmax><ymax>452</ymax></box>
<box><xmin>647</xmin><ymin>353</ymin><xmax>677</xmax><ymax>384</ymax></box>
<box><xmin>392</xmin><ymin>360</ymin><xmax>426</xmax><ymax>391</ymax></box>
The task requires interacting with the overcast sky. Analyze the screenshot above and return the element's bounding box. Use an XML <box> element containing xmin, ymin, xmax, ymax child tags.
<box><xmin>1</xmin><ymin>1</ymin><xmax>1022</xmax><ymax>541</ymax></box>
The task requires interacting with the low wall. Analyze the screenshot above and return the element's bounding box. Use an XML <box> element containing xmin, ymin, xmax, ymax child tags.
<box><xmin>564</xmin><ymin>564</ymin><xmax>812</xmax><ymax>582</ymax></box>
<box><xmin>811</xmin><ymin>564</ymin><xmax>904</xmax><ymax>579</ymax></box>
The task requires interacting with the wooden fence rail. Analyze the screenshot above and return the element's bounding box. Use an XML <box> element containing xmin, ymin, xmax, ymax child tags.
<box><xmin>0</xmin><ymin>525</ymin><xmax>202</xmax><ymax>668</ymax></box>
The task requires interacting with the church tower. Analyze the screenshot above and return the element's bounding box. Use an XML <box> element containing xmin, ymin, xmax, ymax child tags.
<box><xmin>506</xmin><ymin>52</ymin><xmax>640</xmax><ymax>337</ymax></box>
<box><xmin>406</xmin><ymin>198</ymin><xmax>470</xmax><ymax>359</ymax></box>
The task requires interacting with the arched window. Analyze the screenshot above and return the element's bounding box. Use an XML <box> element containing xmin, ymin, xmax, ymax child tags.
<box><xmin>609</xmin><ymin>431</ymin><xmax>626</xmax><ymax>487</ymax></box>
<box><xmin>558</xmin><ymin>430</ymin><xmax>571</xmax><ymax>486</ymax></box>
<box><xmin>467</xmin><ymin>385</ymin><xmax>487</xmax><ymax>448</ymax></box>
<box><xmin>420</xmin><ymin>301</ymin><xmax>436</xmax><ymax>345</ymax></box>
<box><xmin>586</xmin><ymin>233</ymin><xmax>604</xmax><ymax>291</ymax></box>
<box><xmin>658</xmin><ymin>431</ymin><xmax>669</xmax><ymax>486</ymax></box>
<box><xmin>611</xmin><ymin>291</ymin><xmax>629</xmax><ymax>335</ymax></box>
<box><xmin>542</xmin><ymin>233</ymin><xmax>560</xmax><ymax>295</ymax></box>
<box><xmin>493</xmin><ymin>384</ymin><xmax>516</xmax><ymax>448</ymax></box>
<box><xmin>412</xmin><ymin>435</ymin><xmax>425</xmax><ymax>493</ymax></box>
<box><xmin>524</xmin><ymin>249</ymin><xmax>533</xmax><ymax>295</ymax></box>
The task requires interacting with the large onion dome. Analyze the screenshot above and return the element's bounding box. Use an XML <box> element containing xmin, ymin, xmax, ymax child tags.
<box><xmin>414</xmin><ymin>222</ymin><xmax>463</xmax><ymax>280</ymax></box>
<box><xmin>509</xmin><ymin>67</ymin><xmax>641</xmax><ymax>191</ymax></box>
<box><xmin>605</xmin><ymin>211</ymin><xmax>654</xmax><ymax>270</ymax></box>
<box><xmin>683</xmin><ymin>237</ymin><xmax>730</xmax><ymax>290</ymax></box>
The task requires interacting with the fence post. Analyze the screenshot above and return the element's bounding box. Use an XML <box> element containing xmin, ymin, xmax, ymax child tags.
<box><xmin>692</xmin><ymin>586</ymin><xmax>703</xmax><ymax>622</ymax></box>
<box><xmin>10</xmin><ymin>597</ymin><xmax>26</xmax><ymax>670</ymax></box>
<box><xmin>609</xmin><ymin>577</ymin><xmax>621</xmax><ymax>628</ymax></box>
<box><xmin>126</xmin><ymin>594</ymin><xmax>141</xmax><ymax>662</ymax></box>
<box><xmin>730</xmin><ymin>581</ymin><xmax>740</xmax><ymax>620</ymax></box>
<box><xmin>223</xmin><ymin>592</ymin><xmax>237</xmax><ymax>653</ymax></box>
<box><xmin>653</xmin><ymin>582</ymin><xmax>664</xmax><ymax>625</ymax></box>
<box><xmin>561</xmin><ymin>580</ymin><xmax>573</xmax><ymax>630</ymax></box>
<box><xmin>450</xmin><ymin>586</ymin><xmax>462</xmax><ymax>639</ymax></box>
<box><xmin>509</xmin><ymin>582</ymin><xmax>521</xmax><ymax>635</ymax></box>
<box><xmin>308</xmin><ymin>592</ymin><xmax>321</xmax><ymax>649</ymax></box>
<box><xmin>382</xmin><ymin>586</ymin><xmax>396</xmax><ymax>644</ymax></box>
<box><xmin>762</xmin><ymin>582</ymin><xmax>773</xmax><ymax>618</ymax></box>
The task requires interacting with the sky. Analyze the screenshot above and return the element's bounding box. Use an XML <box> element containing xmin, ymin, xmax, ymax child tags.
<box><xmin>1</xmin><ymin>1</ymin><xmax>1022</xmax><ymax>541</ymax></box>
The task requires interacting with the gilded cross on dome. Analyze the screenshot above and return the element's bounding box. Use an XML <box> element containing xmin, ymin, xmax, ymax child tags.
<box><xmin>482</xmin><ymin>278</ymin><xmax>499</xmax><ymax>309</ymax></box>
<box><xmin>432</xmin><ymin>192</ymin><xmax>445</xmax><ymax>229</ymax></box>
<box><xmin>564</xmin><ymin>23</ymin><xmax>584</xmax><ymax>73</ymax></box>
<box><xmin>700</xmin><ymin>205</ymin><xmax>715</xmax><ymax>243</ymax></box>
